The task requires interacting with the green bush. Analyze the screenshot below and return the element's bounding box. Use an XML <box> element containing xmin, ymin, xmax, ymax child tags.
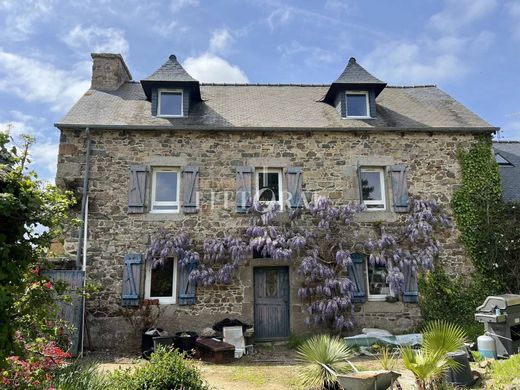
<box><xmin>489</xmin><ymin>354</ymin><xmax>520</xmax><ymax>389</ymax></box>
<box><xmin>53</xmin><ymin>360</ymin><xmax>108</xmax><ymax>390</ymax></box>
<box><xmin>418</xmin><ymin>266</ymin><xmax>490</xmax><ymax>342</ymax></box>
<box><xmin>287</xmin><ymin>332</ymin><xmax>311</xmax><ymax>350</ymax></box>
<box><xmin>107</xmin><ymin>346</ymin><xmax>209</xmax><ymax>390</ymax></box>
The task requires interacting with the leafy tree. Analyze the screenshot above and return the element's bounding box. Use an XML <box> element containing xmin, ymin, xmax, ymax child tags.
<box><xmin>0</xmin><ymin>132</ymin><xmax>73</xmax><ymax>357</ymax></box>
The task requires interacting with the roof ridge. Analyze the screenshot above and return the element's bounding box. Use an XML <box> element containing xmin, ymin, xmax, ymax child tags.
<box><xmin>197</xmin><ymin>83</ymin><xmax>437</xmax><ymax>88</ymax></box>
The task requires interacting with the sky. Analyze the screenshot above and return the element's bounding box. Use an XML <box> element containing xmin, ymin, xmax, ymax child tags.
<box><xmin>0</xmin><ymin>0</ymin><xmax>519</xmax><ymax>182</ymax></box>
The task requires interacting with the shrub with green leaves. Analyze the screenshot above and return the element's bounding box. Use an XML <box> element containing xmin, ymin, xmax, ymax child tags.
<box><xmin>418</xmin><ymin>265</ymin><xmax>488</xmax><ymax>342</ymax></box>
<box><xmin>296</xmin><ymin>334</ymin><xmax>354</xmax><ymax>389</ymax></box>
<box><xmin>489</xmin><ymin>354</ymin><xmax>520</xmax><ymax>389</ymax></box>
<box><xmin>401</xmin><ymin>320</ymin><xmax>467</xmax><ymax>390</ymax></box>
<box><xmin>52</xmin><ymin>361</ymin><xmax>108</xmax><ymax>390</ymax></box>
<box><xmin>107</xmin><ymin>346</ymin><xmax>209</xmax><ymax>390</ymax></box>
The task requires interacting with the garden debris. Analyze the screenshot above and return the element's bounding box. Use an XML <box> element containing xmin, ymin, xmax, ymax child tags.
<box><xmin>344</xmin><ymin>330</ymin><xmax>422</xmax><ymax>349</ymax></box>
<box><xmin>212</xmin><ymin>318</ymin><xmax>252</xmax><ymax>333</ymax></box>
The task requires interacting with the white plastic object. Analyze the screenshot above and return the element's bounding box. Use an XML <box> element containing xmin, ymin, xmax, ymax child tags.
<box><xmin>477</xmin><ymin>334</ymin><xmax>497</xmax><ymax>359</ymax></box>
<box><xmin>223</xmin><ymin>326</ymin><xmax>245</xmax><ymax>359</ymax></box>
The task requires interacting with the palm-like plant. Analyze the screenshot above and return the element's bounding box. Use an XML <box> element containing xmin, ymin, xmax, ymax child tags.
<box><xmin>401</xmin><ymin>320</ymin><xmax>467</xmax><ymax>390</ymax></box>
<box><xmin>297</xmin><ymin>334</ymin><xmax>354</xmax><ymax>389</ymax></box>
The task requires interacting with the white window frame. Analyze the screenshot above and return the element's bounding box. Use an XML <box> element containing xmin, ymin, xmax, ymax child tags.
<box><xmin>145</xmin><ymin>258</ymin><xmax>178</xmax><ymax>305</ymax></box>
<box><xmin>345</xmin><ymin>91</ymin><xmax>370</xmax><ymax>119</ymax></box>
<box><xmin>366</xmin><ymin>258</ymin><xmax>391</xmax><ymax>302</ymax></box>
<box><xmin>360</xmin><ymin>167</ymin><xmax>387</xmax><ymax>211</ymax></box>
<box><xmin>157</xmin><ymin>89</ymin><xmax>184</xmax><ymax>118</ymax></box>
<box><xmin>255</xmin><ymin>168</ymin><xmax>283</xmax><ymax>210</ymax></box>
<box><xmin>151</xmin><ymin>168</ymin><xmax>180</xmax><ymax>214</ymax></box>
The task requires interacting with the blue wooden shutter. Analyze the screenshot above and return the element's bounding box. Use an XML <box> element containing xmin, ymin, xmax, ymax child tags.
<box><xmin>178</xmin><ymin>261</ymin><xmax>197</xmax><ymax>305</ymax></box>
<box><xmin>122</xmin><ymin>254</ymin><xmax>142</xmax><ymax>306</ymax></box>
<box><xmin>348</xmin><ymin>253</ymin><xmax>367</xmax><ymax>303</ymax></box>
<box><xmin>236</xmin><ymin>166</ymin><xmax>253</xmax><ymax>213</ymax></box>
<box><xmin>390</xmin><ymin>164</ymin><xmax>409</xmax><ymax>213</ymax></box>
<box><xmin>128</xmin><ymin>165</ymin><xmax>147</xmax><ymax>213</ymax></box>
<box><xmin>402</xmin><ymin>261</ymin><xmax>418</xmax><ymax>303</ymax></box>
<box><xmin>286</xmin><ymin>167</ymin><xmax>303</xmax><ymax>208</ymax></box>
<box><xmin>183</xmin><ymin>166</ymin><xmax>199</xmax><ymax>214</ymax></box>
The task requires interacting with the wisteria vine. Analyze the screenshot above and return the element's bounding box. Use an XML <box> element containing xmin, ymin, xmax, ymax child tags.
<box><xmin>145</xmin><ymin>196</ymin><xmax>451</xmax><ymax>331</ymax></box>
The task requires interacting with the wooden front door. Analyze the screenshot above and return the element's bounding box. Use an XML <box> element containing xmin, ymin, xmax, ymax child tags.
<box><xmin>254</xmin><ymin>267</ymin><xmax>290</xmax><ymax>341</ymax></box>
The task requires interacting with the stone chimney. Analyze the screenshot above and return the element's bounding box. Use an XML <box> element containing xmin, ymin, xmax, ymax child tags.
<box><xmin>91</xmin><ymin>53</ymin><xmax>132</xmax><ymax>91</ymax></box>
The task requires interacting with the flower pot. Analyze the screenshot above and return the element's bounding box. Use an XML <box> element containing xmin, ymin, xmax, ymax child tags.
<box><xmin>174</xmin><ymin>331</ymin><xmax>198</xmax><ymax>352</ymax></box>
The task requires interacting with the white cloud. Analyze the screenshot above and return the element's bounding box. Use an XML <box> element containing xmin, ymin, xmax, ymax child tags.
<box><xmin>0</xmin><ymin>0</ymin><xmax>54</xmax><ymax>41</ymax></box>
<box><xmin>429</xmin><ymin>0</ymin><xmax>497</xmax><ymax>32</ymax></box>
<box><xmin>324</xmin><ymin>0</ymin><xmax>353</xmax><ymax>13</ymax></box>
<box><xmin>0</xmin><ymin>49</ymin><xmax>90</xmax><ymax>112</ymax></box>
<box><xmin>170</xmin><ymin>0</ymin><xmax>198</xmax><ymax>12</ymax></box>
<box><xmin>267</xmin><ymin>7</ymin><xmax>292</xmax><ymax>30</ymax></box>
<box><xmin>0</xmin><ymin>112</ymin><xmax>58</xmax><ymax>179</ymax></box>
<box><xmin>209</xmin><ymin>28</ymin><xmax>233</xmax><ymax>54</ymax></box>
<box><xmin>506</xmin><ymin>1</ymin><xmax>520</xmax><ymax>40</ymax></box>
<box><xmin>363</xmin><ymin>40</ymin><xmax>468</xmax><ymax>84</ymax></box>
<box><xmin>183</xmin><ymin>54</ymin><xmax>248</xmax><ymax>83</ymax></box>
<box><xmin>278</xmin><ymin>41</ymin><xmax>338</xmax><ymax>66</ymax></box>
<box><xmin>63</xmin><ymin>25</ymin><xmax>129</xmax><ymax>56</ymax></box>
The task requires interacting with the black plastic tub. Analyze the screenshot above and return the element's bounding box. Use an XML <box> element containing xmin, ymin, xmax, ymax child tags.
<box><xmin>174</xmin><ymin>331</ymin><xmax>198</xmax><ymax>352</ymax></box>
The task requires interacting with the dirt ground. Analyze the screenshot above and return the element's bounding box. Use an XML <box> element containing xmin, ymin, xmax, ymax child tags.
<box><xmin>92</xmin><ymin>344</ymin><xmax>423</xmax><ymax>389</ymax></box>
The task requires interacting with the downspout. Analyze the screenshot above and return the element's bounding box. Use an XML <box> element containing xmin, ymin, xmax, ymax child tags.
<box><xmin>76</xmin><ymin>127</ymin><xmax>91</xmax><ymax>268</ymax></box>
<box><xmin>76</xmin><ymin>127</ymin><xmax>91</xmax><ymax>357</ymax></box>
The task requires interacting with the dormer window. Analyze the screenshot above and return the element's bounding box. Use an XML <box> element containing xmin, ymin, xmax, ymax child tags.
<box><xmin>158</xmin><ymin>89</ymin><xmax>183</xmax><ymax>117</ymax></box>
<box><xmin>346</xmin><ymin>91</ymin><xmax>369</xmax><ymax>118</ymax></box>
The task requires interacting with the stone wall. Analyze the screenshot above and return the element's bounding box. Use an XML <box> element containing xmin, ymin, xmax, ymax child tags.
<box><xmin>55</xmin><ymin>128</ymin><xmax>481</xmax><ymax>352</ymax></box>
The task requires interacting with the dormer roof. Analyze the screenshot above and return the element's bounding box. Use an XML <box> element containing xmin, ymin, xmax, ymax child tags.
<box><xmin>322</xmin><ymin>57</ymin><xmax>387</xmax><ymax>104</ymax></box>
<box><xmin>140</xmin><ymin>54</ymin><xmax>202</xmax><ymax>101</ymax></box>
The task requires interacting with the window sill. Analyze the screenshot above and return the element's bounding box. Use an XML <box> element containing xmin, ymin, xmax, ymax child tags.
<box><xmin>343</xmin><ymin>116</ymin><xmax>374</xmax><ymax>120</ymax></box>
<box><xmin>144</xmin><ymin>213</ymin><xmax>184</xmax><ymax>221</ymax></box>
<box><xmin>157</xmin><ymin>115</ymin><xmax>184</xmax><ymax>118</ymax></box>
<box><xmin>367</xmin><ymin>296</ymin><xmax>388</xmax><ymax>302</ymax></box>
<box><xmin>354</xmin><ymin>211</ymin><xmax>399</xmax><ymax>223</ymax></box>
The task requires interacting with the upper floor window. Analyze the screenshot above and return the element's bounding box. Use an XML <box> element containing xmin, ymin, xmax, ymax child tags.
<box><xmin>158</xmin><ymin>90</ymin><xmax>183</xmax><ymax>117</ymax></box>
<box><xmin>255</xmin><ymin>168</ymin><xmax>283</xmax><ymax>209</ymax></box>
<box><xmin>151</xmin><ymin>168</ymin><xmax>180</xmax><ymax>213</ymax></box>
<box><xmin>346</xmin><ymin>91</ymin><xmax>369</xmax><ymax>118</ymax></box>
<box><xmin>360</xmin><ymin>167</ymin><xmax>386</xmax><ymax>210</ymax></box>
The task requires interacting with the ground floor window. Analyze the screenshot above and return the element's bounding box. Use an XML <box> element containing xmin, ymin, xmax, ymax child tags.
<box><xmin>145</xmin><ymin>258</ymin><xmax>177</xmax><ymax>304</ymax></box>
<box><xmin>366</xmin><ymin>260</ymin><xmax>391</xmax><ymax>301</ymax></box>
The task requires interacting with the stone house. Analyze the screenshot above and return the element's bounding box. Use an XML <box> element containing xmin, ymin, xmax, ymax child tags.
<box><xmin>55</xmin><ymin>53</ymin><xmax>496</xmax><ymax>351</ymax></box>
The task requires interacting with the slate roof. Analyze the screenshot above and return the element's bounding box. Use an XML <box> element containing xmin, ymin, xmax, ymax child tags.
<box><xmin>57</xmin><ymin>82</ymin><xmax>496</xmax><ymax>131</ymax></box>
<box><xmin>140</xmin><ymin>54</ymin><xmax>201</xmax><ymax>101</ymax></box>
<box><xmin>323</xmin><ymin>57</ymin><xmax>387</xmax><ymax>102</ymax></box>
<box><xmin>142</xmin><ymin>55</ymin><xmax>197</xmax><ymax>83</ymax></box>
<box><xmin>493</xmin><ymin>141</ymin><xmax>520</xmax><ymax>202</ymax></box>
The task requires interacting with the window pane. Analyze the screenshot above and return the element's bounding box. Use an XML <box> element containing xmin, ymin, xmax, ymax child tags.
<box><xmin>361</xmin><ymin>171</ymin><xmax>382</xmax><ymax>201</ymax></box>
<box><xmin>159</xmin><ymin>92</ymin><xmax>182</xmax><ymax>116</ymax></box>
<box><xmin>368</xmin><ymin>263</ymin><xmax>389</xmax><ymax>295</ymax></box>
<box><xmin>151</xmin><ymin>258</ymin><xmax>174</xmax><ymax>297</ymax></box>
<box><xmin>258</xmin><ymin>172</ymin><xmax>280</xmax><ymax>201</ymax></box>
<box><xmin>155</xmin><ymin>172</ymin><xmax>177</xmax><ymax>202</ymax></box>
<box><xmin>346</xmin><ymin>94</ymin><xmax>367</xmax><ymax>117</ymax></box>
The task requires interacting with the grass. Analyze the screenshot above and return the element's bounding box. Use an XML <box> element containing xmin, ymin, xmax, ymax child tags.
<box><xmin>488</xmin><ymin>354</ymin><xmax>520</xmax><ymax>389</ymax></box>
<box><xmin>231</xmin><ymin>366</ymin><xmax>268</xmax><ymax>385</ymax></box>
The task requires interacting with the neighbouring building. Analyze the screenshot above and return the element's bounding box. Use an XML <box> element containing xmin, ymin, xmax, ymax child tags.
<box><xmin>493</xmin><ymin>141</ymin><xmax>520</xmax><ymax>202</ymax></box>
<box><xmin>54</xmin><ymin>52</ymin><xmax>497</xmax><ymax>351</ymax></box>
